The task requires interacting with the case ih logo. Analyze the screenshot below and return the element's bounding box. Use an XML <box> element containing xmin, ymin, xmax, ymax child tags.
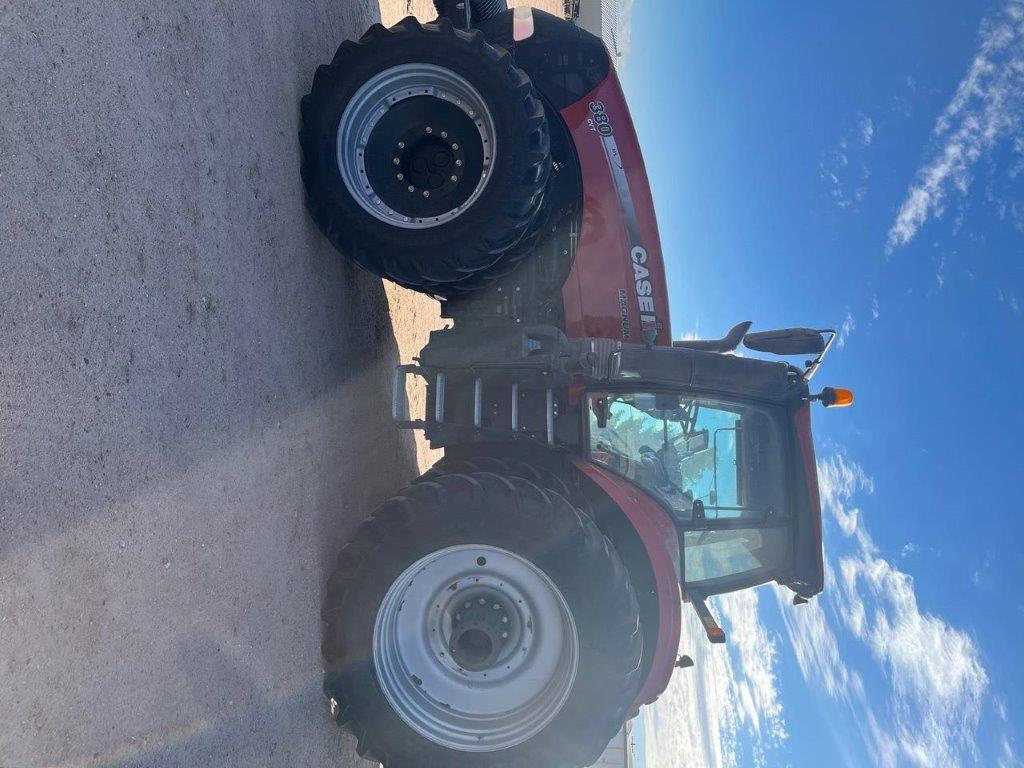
<box><xmin>589</xmin><ymin>100</ymin><xmax>660</xmax><ymax>341</ymax></box>
<box><xmin>630</xmin><ymin>246</ymin><xmax>657</xmax><ymax>328</ymax></box>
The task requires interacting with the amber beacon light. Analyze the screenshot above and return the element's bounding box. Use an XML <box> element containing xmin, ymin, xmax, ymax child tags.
<box><xmin>814</xmin><ymin>387</ymin><xmax>855</xmax><ymax>408</ymax></box>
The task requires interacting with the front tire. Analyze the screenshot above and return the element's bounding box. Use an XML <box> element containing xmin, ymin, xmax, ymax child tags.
<box><xmin>300</xmin><ymin>18</ymin><xmax>550</xmax><ymax>297</ymax></box>
<box><xmin>322</xmin><ymin>471</ymin><xmax>642</xmax><ymax>767</ymax></box>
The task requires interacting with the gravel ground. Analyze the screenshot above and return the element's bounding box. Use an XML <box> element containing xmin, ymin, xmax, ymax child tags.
<box><xmin>0</xmin><ymin>2</ymin><xmax>566</xmax><ymax>766</ymax></box>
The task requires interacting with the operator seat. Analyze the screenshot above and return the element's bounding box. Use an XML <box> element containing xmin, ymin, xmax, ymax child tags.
<box><xmin>639</xmin><ymin>445</ymin><xmax>695</xmax><ymax>522</ymax></box>
<box><xmin>638</xmin><ymin>445</ymin><xmax>669</xmax><ymax>487</ymax></box>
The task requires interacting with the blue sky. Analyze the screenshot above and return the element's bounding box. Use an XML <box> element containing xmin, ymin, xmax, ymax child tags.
<box><xmin>618</xmin><ymin>1</ymin><xmax>1024</xmax><ymax>766</ymax></box>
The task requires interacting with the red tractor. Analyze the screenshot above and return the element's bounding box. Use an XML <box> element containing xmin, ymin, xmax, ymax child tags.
<box><xmin>301</xmin><ymin>5</ymin><xmax>851</xmax><ymax>767</ymax></box>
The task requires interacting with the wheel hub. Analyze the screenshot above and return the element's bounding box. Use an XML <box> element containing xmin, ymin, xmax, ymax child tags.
<box><xmin>337</xmin><ymin>64</ymin><xmax>496</xmax><ymax>229</ymax></box>
<box><xmin>447</xmin><ymin>592</ymin><xmax>513</xmax><ymax>671</ymax></box>
<box><xmin>384</xmin><ymin>120</ymin><xmax>472</xmax><ymax>206</ymax></box>
<box><xmin>372</xmin><ymin>545</ymin><xmax>579</xmax><ymax>752</ymax></box>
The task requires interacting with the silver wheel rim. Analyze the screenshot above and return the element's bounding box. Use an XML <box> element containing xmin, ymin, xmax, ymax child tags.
<box><xmin>337</xmin><ymin>63</ymin><xmax>497</xmax><ymax>229</ymax></box>
<box><xmin>373</xmin><ymin>544</ymin><xmax>579</xmax><ymax>752</ymax></box>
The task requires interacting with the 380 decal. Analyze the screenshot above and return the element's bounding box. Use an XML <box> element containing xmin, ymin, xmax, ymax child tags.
<box><xmin>588</xmin><ymin>101</ymin><xmax>614</xmax><ymax>136</ymax></box>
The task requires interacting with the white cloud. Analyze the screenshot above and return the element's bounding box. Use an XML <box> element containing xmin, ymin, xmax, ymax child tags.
<box><xmin>774</xmin><ymin>568</ymin><xmax>852</xmax><ymax>701</ymax></box>
<box><xmin>837</xmin><ymin>310</ymin><xmax>856</xmax><ymax>349</ymax></box>
<box><xmin>642</xmin><ymin>613</ymin><xmax>735</xmax><ymax>768</ymax></box>
<box><xmin>972</xmin><ymin>550</ymin><xmax>995</xmax><ymax>587</ymax></box>
<box><xmin>998</xmin><ymin>736</ymin><xmax>1022</xmax><ymax>768</ymax></box>
<box><xmin>871</xmin><ymin>295</ymin><xmax>881</xmax><ymax>319</ymax></box>
<box><xmin>642</xmin><ymin>451</ymin><xmax>1007</xmax><ymax>768</ymax></box>
<box><xmin>901</xmin><ymin>542</ymin><xmax>919</xmax><ymax>558</ymax></box>
<box><xmin>643</xmin><ymin>588</ymin><xmax>787</xmax><ymax>768</ymax></box>
<box><xmin>820</xmin><ymin>115</ymin><xmax>874</xmax><ymax>209</ymax></box>
<box><xmin>887</xmin><ymin>1</ymin><xmax>1024</xmax><ymax>252</ymax></box>
<box><xmin>995</xmin><ymin>694</ymin><xmax>1009</xmax><ymax>721</ymax></box>
<box><xmin>779</xmin><ymin>453</ymin><xmax>993</xmax><ymax>768</ymax></box>
<box><xmin>838</xmin><ymin>548</ymin><xmax>988</xmax><ymax>767</ymax></box>
<box><xmin>717</xmin><ymin>591</ymin><xmax>786</xmax><ymax>745</ymax></box>
<box><xmin>817</xmin><ymin>451</ymin><xmax>872</xmax><ymax>539</ymax></box>
<box><xmin>997</xmin><ymin>288</ymin><xmax>1020</xmax><ymax>314</ymax></box>
<box><xmin>860</xmin><ymin>115</ymin><xmax>875</xmax><ymax>146</ymax></box>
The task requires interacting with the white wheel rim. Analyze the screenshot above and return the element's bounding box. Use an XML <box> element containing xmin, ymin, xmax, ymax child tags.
<box><xmin>372</xmin><ymin>544</ymin><xmax>579</xmax><ymax>752</ymax></box>
<box><xmin>336</xmin><ymin>63</ymin><xmax>497</xmax><ymax>229</ymax></box>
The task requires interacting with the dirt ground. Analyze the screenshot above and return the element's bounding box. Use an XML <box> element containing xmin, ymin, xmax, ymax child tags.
<box><xmin>381</xmin><ymin>0</ymin><xmax>565</xmax><ymax>26</ymax></box>
<box><xmin>0</xmin><ymin>2</ymin><xmax>561</xmax><ymax>767</ymax></box>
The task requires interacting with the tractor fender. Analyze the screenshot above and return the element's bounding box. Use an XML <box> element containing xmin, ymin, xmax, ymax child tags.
<box><xmin>572</xmin><ymin>458</ymin><xmax>682</xmax><ymax>710</ymax></box>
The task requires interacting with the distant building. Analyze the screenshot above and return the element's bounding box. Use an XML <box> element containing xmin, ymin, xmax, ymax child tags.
<box><xmin>589</xmin><ymin>719</ymin><xmax>636</xmax><ymax>767</ymax></box>
<box><xmin>572</xmin><ymin>0</ymin><xmax>634</xmax><ymax>62</ymax></box>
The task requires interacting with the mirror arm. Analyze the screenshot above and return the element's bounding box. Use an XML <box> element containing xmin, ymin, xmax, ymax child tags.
<box><xmin>802</xmin><ymin>329</ymin><xmax>837</xmax><ymax>381</ymax></box>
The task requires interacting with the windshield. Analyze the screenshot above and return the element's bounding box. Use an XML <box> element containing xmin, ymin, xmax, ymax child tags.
<box><xmin>587</xmin><ymin>391</ymin><xmax>788</xmax><ymax>524</ymax></box>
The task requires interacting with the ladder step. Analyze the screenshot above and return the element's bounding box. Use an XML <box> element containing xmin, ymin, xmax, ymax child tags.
<box><xmin>511</xmin><ymin>382</ymin><xmax>519</xmax><ymax>431</ymax></box>
<box><xmin>435</xmin><ymin>372</ymin><xmax>446</xmax><ymax>423</ymax></box>
<box><xmin>546</xmin><ymin>388</ymin><xmax>554</xmax><ymax>445</ymax></box>
<box><xmin>473</xmin><ymin>377</ymin><xmax>482</xmax><ymax>429</ymax></box>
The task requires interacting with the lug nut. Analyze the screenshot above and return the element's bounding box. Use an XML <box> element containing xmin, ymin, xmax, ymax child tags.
<box><xmin>501</xmin><ymin>616</ymin><xmax>508</xmax><ymax>623</ymax></box>
<box><xmin>423</xmin><ymin>190</ymin><xmax>430</xmax><ymax>197</ymax></box>
<box><xmin>450</xmin><ymin>175</ymin><xmax>458</xmax><ymax>182</ymax></box>
<box><xmin>441</xmin><ymin>131</ymin><xmax>448</xmax><ymax>139</ymax></box>
<box><xmin>455</xmin><ymin>159</ymin><xmax>463</xmax><ymax>167</ymax></box>
<box><xmin>397</xmin><ymin>173</ymin><xmax>404</xmax><ymax>180</ymax></box>
<box><xmin>408</xmin><ymin>185</ymin><xmax>415</xmax><ymax>192</ymax></box>
<box><xmin>392</xmin><ymin>157</ymin><xmax>400</xmax><ymax>165</ymax></box>
<box><xmin>452</xmin><ymin>143</ymin><xmax>459</xmax><ymax>150</ymax></box>
<box><xmin>425</xmin><ymin>126</ymin><xmax>433</xmax><ymax>134</ymax></box>
<box><xmin>479</xmin><ymin>598</ymin><xmax>486</xmax><ymax>605</ymax></box>
<box><xmin>398</xmin><ymin>141</ymin><xmax>405</xmax><ymax>149</ymax></box>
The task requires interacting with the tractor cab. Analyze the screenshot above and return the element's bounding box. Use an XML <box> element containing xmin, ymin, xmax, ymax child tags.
<box><xmin>588</xmin><ymin>391</ymin><xmax>797</xmax><ymax>592</ymax></box>
<box><xmin>583</xmin><ymin>323</ymin><xmax>850</xmax><ymax>642</ymax></box>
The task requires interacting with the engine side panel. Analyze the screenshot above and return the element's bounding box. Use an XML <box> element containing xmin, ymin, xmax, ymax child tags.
<box><xmin>559</xmin><ymin>69</ymin><xmax>672</xmax><ymax>345</ymax></box>
<box><xmin>476</xmin><ymin>10</ymin><xmax>672</xmax><ymax>345</ymax></box>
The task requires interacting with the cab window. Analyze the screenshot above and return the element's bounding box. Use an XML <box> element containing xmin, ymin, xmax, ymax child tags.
<box><xmin>587</xmin><ymin>391</ymin><xmax>792</xmax><ymax>593</ymax></box>
<box><xmin>587</xmin><ymin>392</ymin><xmax>786</xmax><ymax>523</ymax></box>
<box><xmin>682</xmin><ymin>527</ymin><xmax>789</xmax><ymax>585</ymax></box>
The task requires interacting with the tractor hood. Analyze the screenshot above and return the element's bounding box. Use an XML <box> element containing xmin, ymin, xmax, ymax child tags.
<box><xmin>474</xmin><ymin>9</ymin><xmax>672</xmax><ymax>345</ymax></box>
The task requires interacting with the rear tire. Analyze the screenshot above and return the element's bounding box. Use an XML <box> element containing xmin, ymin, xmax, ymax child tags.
<box><xmin>300</xmin><ymin>17</ymin><xmax>550</xmax><ymax>297</ymax></box>
<box><xmin>322</xmin><ymin>471</ymin><xmax>642</xmax><ymax>768</ymax></box>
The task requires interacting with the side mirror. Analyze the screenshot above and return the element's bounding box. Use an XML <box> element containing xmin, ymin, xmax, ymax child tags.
<box><xmin>654</xmin><ymin>393</ymin><xmax>680</xmax><ymax>412</ymax></box>
<box><xmin>684</xmin><ymin>429</ymin><xmax>709</xmax><ymax>454</ymax></box>
<box><xmin>743</xmin><ymin>328</ymin><xmax>827</xmax><ymax>356</ymax></box>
